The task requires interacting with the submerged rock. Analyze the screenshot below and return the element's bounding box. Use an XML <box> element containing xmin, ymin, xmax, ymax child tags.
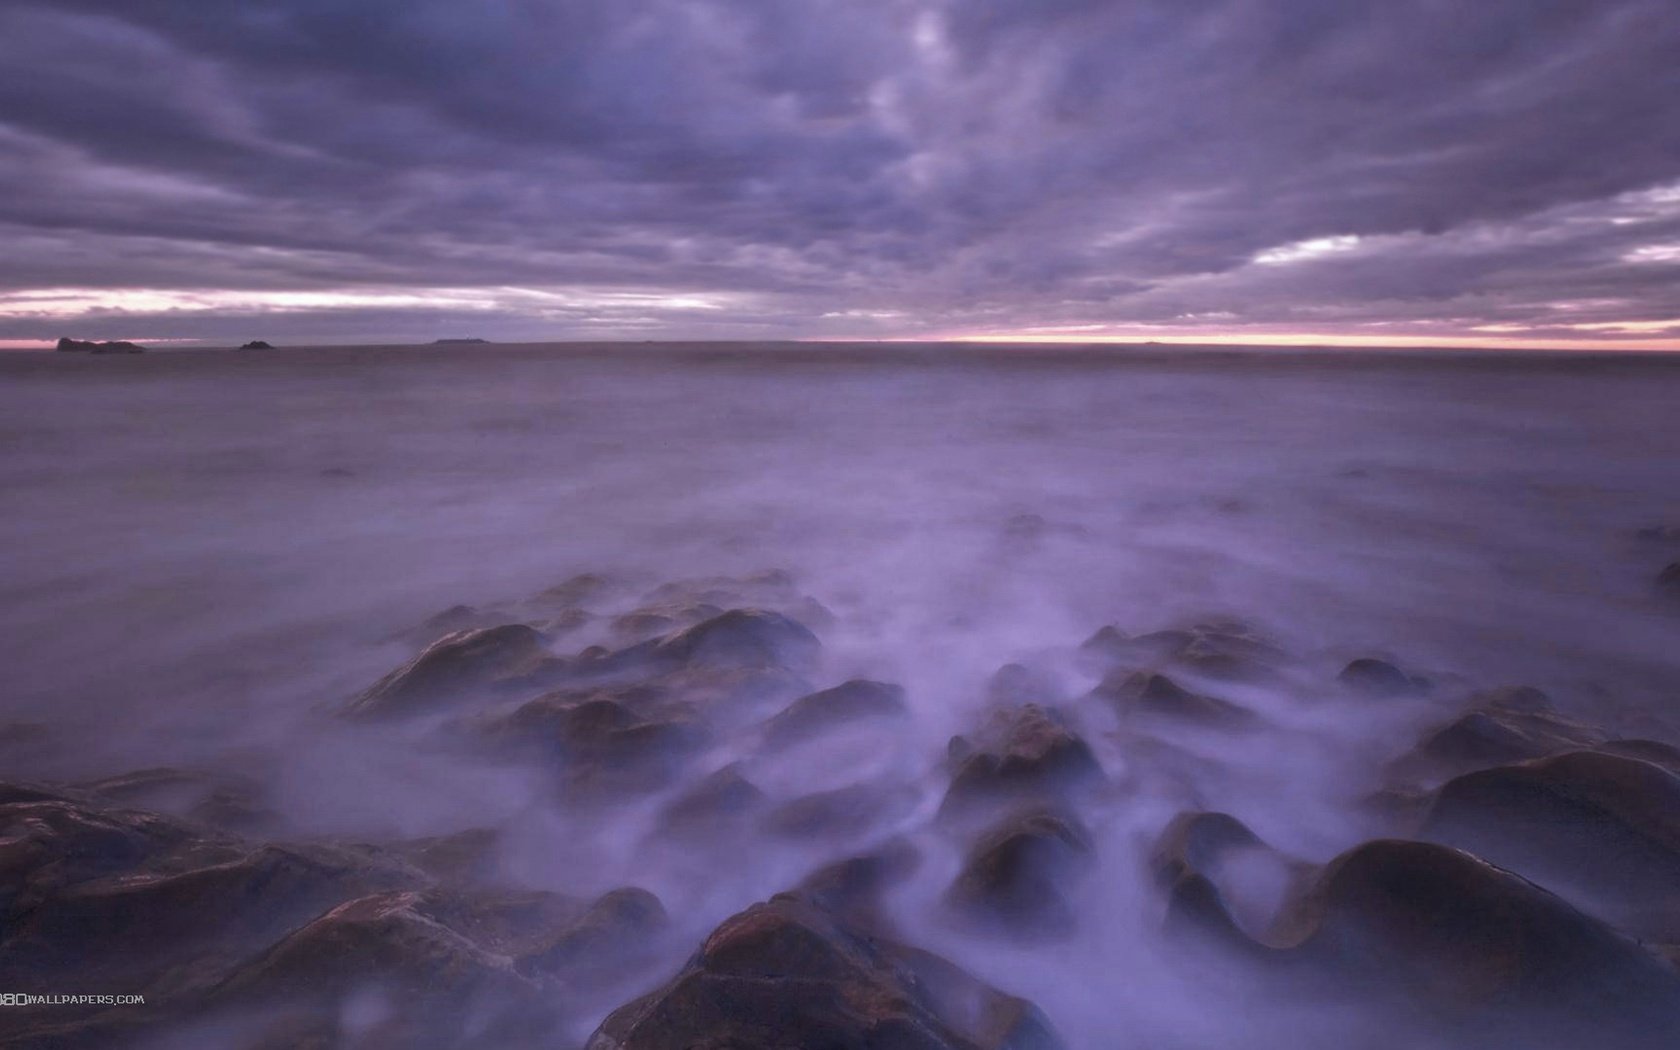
<box><xmin>586</xmin><ymin>895</ymin><xmax>1061</xmax><ymax>1050</ymax></box>
<box><xmin>940</xmin><ymin>705</ymin><xmax>1103</xmax><ymax>822</ymax></box>
<box><xmin>1081</xmin><ymin>619</ymin><xmax>1284</xmax><ymax>681</ymax></box>
<box><xmin>945</xmin><ymin>808</ymin><xmax>1093</xmax><ymax>942</ymax></box>
<box><xmin>761</xmin><ymin>678</ymin><xmax>908</xmax><ymax>747</ymax></box>
<box><xmin>1422</xmin><ymin>750</ymin><xmax>1680</xmax><ymax>938</ymax></box>
<box><xmin>1658</xmin><ymin>562</ymin><xmax>1680</xmax><ymax>602</ymax></box>
<box><xmin>1091</xmin><ymin>670</ymin><xmax>1257</xmax><ymax>729</ymax></box>
<box><xmin>344</xmin><ymin>624</ymin><xmax>559</xmax><ymax>719</ymax></box>
<box><xmin>1338</xmin><ymin>657</ymin><xmax>1429</xmax><ymax>698</ymax></box>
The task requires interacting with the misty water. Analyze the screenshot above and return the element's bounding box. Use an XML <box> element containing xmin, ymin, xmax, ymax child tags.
<box><xmin>3</xmin><ymin>343</ymin><xmax>1679</xmax><ymax>1048</ymax></box>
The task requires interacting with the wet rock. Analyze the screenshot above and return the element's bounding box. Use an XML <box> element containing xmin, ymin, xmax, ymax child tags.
<box><xmin>792</xmin><ymin>839</ymin><xmax>921</xmax><ymax>934</ymax></box>
<box><xmin>75</xmin><ymin>766</ymin><xmax>277</xmax><ymax>834</ymax></box>
<box><xmin>238</xmin><ymin>340</ymin><xmax>274</xmax><ymax>350</ymax></box>
<box><xmin>984</xmin><ymin>663</ymin><xmax>1064</xmax><ymax>707</ymax></box>
<box><xmin>586</xmin><ymin>895</ymin><xmax>1062</xmax><ymax>1050</ymax></box>
<box><xmin>1422</xmin><ymin>750</ymin><xmax>1680</xmax><ymax>938</ymax></box>
<box><xmin>610</xmin><ymin>601</ymin><xmax>724</xmax><ymax>643</ymax></box>
<box><xmin>1658</xmin><ymin>562</ymin><xmax>1680</xmax><ymax>602</ymax></box>
<box><xmin>518</xmin><ymin>886</ymin><xmax>667</xmax><ymax>981</ymax></box>
<box><xmin>1168</xmin><ymin>838</ymin><xmax>1680</xmax><ymax>1046</ymax></box>
<box><xmin>1391</xmin><ymin>686</ymin><xmax>1602</xmax><ymax>782</ymax></box>
<box><xmin>1151</xmin><ymin>810</ymin><xmax>1267</xmax><ymax>891</ymax></box>
<box><xmin>945</xmin><ymin>809</ymin><xmax>1092</xmax><ymax>942</ymax></box>
<box><xmin>940</xmin><ymin>705</ymin><xmax>1103</xmax><ymax>822</ymax></box>
<box><xmin>650</xmin><ymin>608</ymin><xmax>821</xmax><ymax>673</ymax></box>
<box><xmin>398</xmin><ymin>827</ymin><xmax>502</xmax><ymax>884</ymax></box>
<box><xmin>1338</xmin><ymin>657</ymin><xmax>1428</xmax><ymax>698</ymax></box>
<box><xmin>345</xmin><ymin>625</ymin><xmax>560</xmax><ymax>719</ymax></box>
<box><xmin>763</xmin><ymin>782</ymin><xmax>919</xmax><ymax>840</ymax></box>
<box><xmin>1091</xmin><ymin>670</ymin><xmax>1257</xmax><ymax>729</ymax></box>
<box><xmin>656</xmin><ymin>764</ymin><xmax>766</xmax><ymax>838</ymax></box>
<box><xmin>761</xmin><ymin>678</ymin><xmax>907</xmax><ymax>747</ymax></box>
<box><xmin>535</xmin><ymin>572</ymin><xmax>610</xmax><ymax>608</ymax></box>
<box><xmin>1080</xmin><ymin>619</ymin><xmax>1283</xmax><ymax>681</ymax></box>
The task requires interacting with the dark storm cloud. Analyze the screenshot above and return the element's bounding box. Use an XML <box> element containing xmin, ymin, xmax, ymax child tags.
<box><xmin>1</xmin><ymin>0</ymin><xmax>1677</xmax><ymax>344</ymax></box>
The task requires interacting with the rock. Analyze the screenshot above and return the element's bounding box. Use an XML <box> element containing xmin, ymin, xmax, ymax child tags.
<box><xmin>1090</xmin><ymin>670</ymin><xmax>1257</xmax><ymax>729</ymax></box>
<box><xmin>1636</xmin><ymin>525</ymin><xmax>1680</xmax><ymax>544</ymax></box>
<box><xmin>75</xmin><ymin>766</ymin><xmax>276</xmax><ymax>834</ymax></box>
<box><xmin>1151</xmin><ymin>810</ymin><xmax>1267</xmax><ymax>891</ymax></box>
<box><xmin>944</xmin><ymin>809</ymin><xmax>1093</xmax><ymax>942</ymax></box>
<box><xmin>518</xmin><ymin>887</ymin><xmax>667</xmax><ymax>981</ymax></box>
<box><xmin>55</xmin><ymin>337</ymin><xmax>145</xmax><ymax>353</ymax></box>
<box><xmin>1079</xmin><ymin>619</ymin><xmax>1283</xmax><ymax>681</ymax></box>
<box><xmin>1658</xmin><ymin>563</ymin><xmax>1680</xmax><ymax>602</ymax></box>
<box><xmin>1337</xmin><ymin>657</ymin><xmax>1428</xmax><ymax>698</ymax></box>
<box><xmin>656</xmin><ymin>764</ymin><xmax>766</xmax><ymax>838</ymax></box>
<box><xmin>238</xmin><ymin>340</ymin><xmax>274</xmax><ymax>350</ymax></box>
<box><xmin>1391</xmin><ymin>686</ymin><xmax>1602</xmax><ymax>782</ymax></box>
<box><xmin>792</xmin><ymin>839</ymin><xmax>921</xmax><ymax>934</ymax></box>
<box><xmin>650</xmin><ymin>608</ymin><xmax>821</xmax><ymax>673</ymax></box>
<box><xmin>1167</xmin><ymin>838</ymin><xmax>1680</xmax><ymax>1046</ymax></box>
<box><xmin>762</xmin><ymin>782</ymin><xmax>918</xmax><ymax>840</ymax></box>
<box><xmin>586</xmin><ymin>895</ymin><xmax>1062</xmax><ymax>1050</ymax></box>
<box><xmin>760</xmin><ymin>679</ymin><xmax>907</xmax><ymax>747</ymax></box>
<box><xmin>344</xmin><ymin>625</ymin><xmax>559</xmax><ymax>719</ymax></box>
<box><xmin>984</xmin><ymin>664</ymin><xmax>1064</xmax><ymax>706</ymax></box>
<box><xmin>1422</xmin><ymin>750</ymin><xmax>1680</xmax><ymax>938</ymax></box>
<box><xmin>940</xmin><ymin>705</ymin><xmax>1103</xmax><ymax>822</ymax></box>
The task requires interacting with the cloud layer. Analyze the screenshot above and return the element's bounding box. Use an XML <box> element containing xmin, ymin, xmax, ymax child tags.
<box><xmin>2</xmin><ymin>1</ymin><xmax>1678</xmax><ymax>346</ymax></box>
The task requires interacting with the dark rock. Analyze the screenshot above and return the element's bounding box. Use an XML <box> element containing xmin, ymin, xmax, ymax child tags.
<box><xmin>56</xmin><ymin>337</ymin><xmax>145</xmax><ymax>353</ymax></box>
<box><xmin>1658</xmin><ymin>562</ymin><xmax>1680</xmax><ymax>601</ymax></box>
<box><xmin>1422</xmin><ymin>750</ymin><xmax>1680</xmax><ymax>938</ymax></box>
<box><xmin>1079</xmin><ymin>619</ymin><xmax>1283</xmax><ymax>681</ymax></box>
<box><xmin>656</xmin><ymin>764</ymin><xmax>766</xmax><ymax>837</ymax></box>
<box><xmin>650</xmin><ymin>608</ymin><xmax>821</xmax><ymax>673</ymax></box>
<box><xmin>984</xmin><ymin>663</ymin><xmax>1064</xmax><ymax>706</ymax></box>
<box><xmin>1167</xmin><ymin>838</ymin><xmax>1680</xmax><ymax>1045</ymax></box>
<box><xmin>945</xmin><ymin>809</ymin><xmax>1093</xmax><ymax>942</ymax></box>
<box><xmin>1151</xmin><ymin>810</ymin><xmax>1267</xmax><ymax>891</ymax></box>
<box><xmin>1090</xmin><ymin>670</ymin><xmax>1257</xmax><ymax>729</ymax></box>
<box><xmin>586</xmin><ymin>895</ymin><xmax>1062</xmax><ymax>1050</ymax></box>
<box><xmin>763</xmin><ymin>782</ymin><xmax>918</xmax><ymax>840</ymax></box>
<box><xmin>761</xmin><ymin>678</ymin><xmax>908</xmax><ymax>747</ymax></box>
<box><xmin>344</xmin><ymin>624</ymin><xmax>558</xmax><ymax>719</ymax></box>
<box><xmin>238</xmin><ymin>340</ymin><xmax>274</xmax><ymax>350</ymax></box>
<box><xmin>1392</xmin><ymin>686</ymin><xmax>1601</xmax><ymax>781</ymax></box>
<box><xmin>792</xmin><ymin>839</ymin><xmax>921</xmax><ymax>934</ymax></box>
<box><xmin>1636</xmin><ymin>525</ymin><xmax>1680</xmax><ymax>544</ymax></box>
<box><xmin>1338</xmin><ymin>657</ymin><xmax>1428</xmax><ymax>698</ymax></box>
<box><xmin>940</xmin><ymin>705</ymin><xmax>1103</xmax><ymax>822</ymax></box>
<box><xmin>518</xmin><ymin>887</ymin><xmax>667</xmax><ymax>980</ymax></box>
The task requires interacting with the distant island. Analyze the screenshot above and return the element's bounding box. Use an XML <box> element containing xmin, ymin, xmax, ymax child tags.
<box><xmin>433</xmin><ymin>338</ymin><xmax>491</xmax><ymax>344</ymax></box>
<box><xmin>56</xmin><ymin>337</ymin><xmax>145</xmax><ymax>354</ymax></box>
<box><xmin>239</xmin><ymin>340</ymin><xmax>274</xmax><ymax>350</ymax></box>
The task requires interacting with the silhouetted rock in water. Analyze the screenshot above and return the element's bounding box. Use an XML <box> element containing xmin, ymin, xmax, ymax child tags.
<box><xmin>344</xmin><ymin>624</ymin><xmax>560</xmax><ymax>719</ymax></box>
<box><xmin>1637</xmin><ymin>525</ymin><xmax>1680</xmax><ymax>544</ymax></box>
<box><xmin>1079</xmin><ymin>619</ymin><xmax>1283</xmax><ymax>681</ymax></box>
<box><xmin>940</xmin><ymin>705</ymin><xmax>1103</xmax><ymax>822</ymax></box>
<box><xmin>586</xmin><ymin>895</ymin><xmax>1062</xmax><ymax>1050</ymax></box>
<box><xmin>761</xmin><ymin>678</ymin><xmax>907</xmax><ymax>747</ymax></box>
<box><xmin>1338</xmin><ymin>657</ymin><xmax>1428</xmax><ymax>698</ymax></box>
<box><xmin>1658</xmin><ymin>562</ymin><xmax>1680</xmax><ymax>602</ymax></box>
<box><xmin>1151</xmin><ymin>811</ymin><xmax>1309</xmax><ymax>940</ymax></box>
<box><xmin>1165</xmin><ymin>837</ymin><xmax>1680</xmax><ymax>1047</ymax></box>
<box><xmin>656</xmin><ymin>764</ymin><xmax>766</xmax><ymax>839</ymax></box>
<box><xmin>762</xmin><ymin>782</ymin><xmax>919</xmax><ymax>840</ymax></box>
<box><xmin>238</xmin><ymin>340</ymin><xmax>274</xmax><ymax>350</ymax></box>
<box><xmin>1090</xmin><ymin>670</ymin><xmax>1257</xmax><ymax>729</ymax></box>
<box><xmin>433</xmin><ymin>338</ymin><xmax>490</xmax><ymax>344</ymax></box>
<box><xmin>1389</xmin><ymin>686</ymin><xmax>1603</xmax><ymax>783</ymax></box>
<box><xmin>945</xmin><ymin>808</ymin><xmax>1093</xmax><ymax>942</ymax></box>
<box><xmin>1422</xmin><ymin>750</ymin><xmax>1680</xmax><ymax>939</ymax></box>
<box><xmin>55</xmin><ymin>336</ymin><xmax>145</xmax><ymax>353</ymax></box>
<box><xmin>1152</xmin><ymin>810</ymin><xmax>1267</xmax><ymax>891</ymax></box>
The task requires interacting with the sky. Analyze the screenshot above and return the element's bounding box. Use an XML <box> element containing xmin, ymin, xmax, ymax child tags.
<box><xmin>1</xmin><ymin>1</ymin><xmax>1678</xmax><ymax>350</ymax></box>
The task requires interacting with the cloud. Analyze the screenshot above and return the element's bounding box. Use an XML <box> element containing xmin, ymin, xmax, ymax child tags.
<box><xmin>0</xmin><ymin>0</ymin><xmax>1677</xmax><ymax>345</ymax></box>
